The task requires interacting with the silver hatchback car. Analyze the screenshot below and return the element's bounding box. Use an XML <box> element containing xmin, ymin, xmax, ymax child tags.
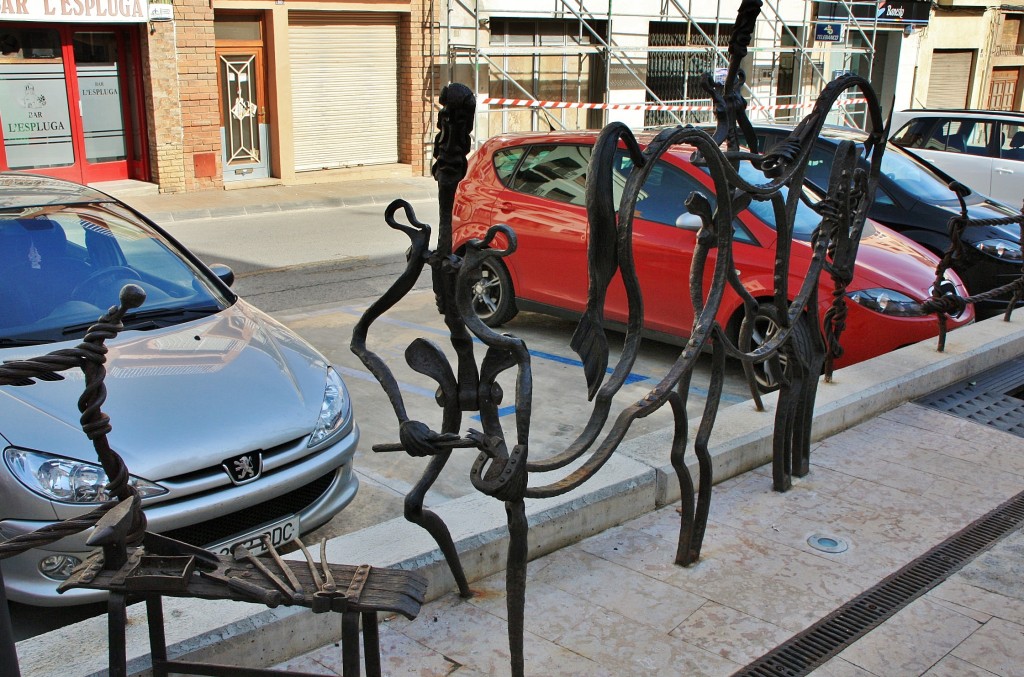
<box><xmin>0</xmin><ymin>172</ymin><xmax>359</xmax><ymax>605</ymax></box>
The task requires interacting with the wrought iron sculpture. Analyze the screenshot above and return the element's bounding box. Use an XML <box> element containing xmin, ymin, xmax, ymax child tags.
<box><xmin>349</xmin><ymin>1</ymin><xmax>906</xmax><ymax>673</ymax></box>
<box><xmin>0</xmin><ymin>286</ymin><xmax>427</xmax><ymax>677</ymax></box>
<box><xmin>924</xmin><ymin>182</ymin><xmax>1024</xmax><ymax>343</ymax></box>
<box><xmin>3</xmin><ymin>6</ymin><xmax>1016</xmax><ymax>677</ymax></box>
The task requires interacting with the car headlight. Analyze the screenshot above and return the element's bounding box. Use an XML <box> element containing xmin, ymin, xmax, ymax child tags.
<box><xmin>927</xmin><ymin>278</ymin><xmax>968</xmax><ymax>319</ymax></box>
<box><xmin>308</xmin><ymin>367</ymin><xmax>351</xmax><ymax>448</ymax></box>
<box><xmin>972</xmin><ymin>239</ymin><xmax>1023</xmax><ymax>262</ymax></box>
<box><xmin>4</xmin><ymin>447</ymin><xmax>167</xmax><ymax>504</ymax></box>
<box><xmin>847</xmin><ymin>288</ymin><xmax>924</xmax><ymax>317</ymax></box>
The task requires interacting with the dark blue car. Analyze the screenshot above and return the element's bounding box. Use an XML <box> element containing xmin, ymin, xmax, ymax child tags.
<box><xmin>754</xmin><ymin>124</ymin><xmax>1021</xmax><ymax>316</ymax></box>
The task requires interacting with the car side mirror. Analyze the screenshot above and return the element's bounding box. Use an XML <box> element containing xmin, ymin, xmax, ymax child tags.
<box><xmin>209</xmin><ymin>263</ymin><xmax>235</xmax><ymax>287</ymax></box>
<box><xmin>675</xmin><ymin>213</ymin><xmax>704</xmax><ymax>230</ymax></box>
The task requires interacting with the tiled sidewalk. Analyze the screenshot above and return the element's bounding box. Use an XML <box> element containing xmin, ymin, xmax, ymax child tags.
<box><xmin>275</xmin><ymin>403</ymin><xmax>1024</xmax><ymax>676</ymax></box>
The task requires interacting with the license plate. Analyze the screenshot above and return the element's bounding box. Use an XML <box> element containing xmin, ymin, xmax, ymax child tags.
<box><xmin>212</xmin><ymin>516</ymin><xmax>300</xmax><ymax>557</ymax></box>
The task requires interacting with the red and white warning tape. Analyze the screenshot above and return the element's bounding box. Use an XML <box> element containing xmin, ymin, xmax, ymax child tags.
<box><xmin>479</xmin><ymin>97</ymin><xmax>868</xmax><ymax>112</ymax></box>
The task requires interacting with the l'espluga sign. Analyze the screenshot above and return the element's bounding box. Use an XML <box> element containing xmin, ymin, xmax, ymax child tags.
<box><xmin>0</xmin><ymin>0</ymin><xmax>150</xmax><ymax>23</ymax></box>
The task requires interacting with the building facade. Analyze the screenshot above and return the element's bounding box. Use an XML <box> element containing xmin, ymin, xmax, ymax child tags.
<box><xmin>0</xmin><ymin>2</ymin><xmax>152</xmax><ymax>186</ymax></box>
<box><xmin>436</xmin><ymin>0</ymin><xmax>933</xmax><ymax>140</ymax></box>
<box><xmin>4</xmin><ymin>0</ymin><xmax>1019</xmax><ymax>194</ymax></box>
<box><xmin>0</xmin><ymin>0</ymin><xmax>433</xmax><ymax>192</ymax></box>
<box><xmin>914</xmin><ymin>0</ymin><xmax>1024</xmax><ymax>111</ymax></box>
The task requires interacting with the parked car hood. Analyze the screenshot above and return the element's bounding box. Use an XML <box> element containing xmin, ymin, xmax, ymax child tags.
<box><xmin>0</xmin><ymin>301</ymin><xmax>329</xmax><ymax>481</ymax></box>
<box><xmin>850</xmin><ymin>222</ymin><xmax>947</xmax><ymax>298</ymax></box>
<box><xmin>934</xmin><ymin>199</ymin><xmax>1022</xmax><ymax>243</ymax></box>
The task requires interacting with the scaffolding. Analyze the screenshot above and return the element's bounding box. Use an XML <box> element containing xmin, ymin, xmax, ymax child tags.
<box><xmin>430</xmin><ymin>0</ymin><xmax>892</xmax><ymax>142</ymax></box>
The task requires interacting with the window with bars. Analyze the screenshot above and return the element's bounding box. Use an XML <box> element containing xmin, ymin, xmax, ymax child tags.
<box><xmin>644</xmin><ymin>22</ymin><xmax>730</xmax><ymax>128</ymax></box>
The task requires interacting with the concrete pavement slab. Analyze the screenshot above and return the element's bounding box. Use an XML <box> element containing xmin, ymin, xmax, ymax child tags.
<box><xmin>277</xmin><ymin>403</ymin><xmax>1024</xmax><ymax>676</ymax></box>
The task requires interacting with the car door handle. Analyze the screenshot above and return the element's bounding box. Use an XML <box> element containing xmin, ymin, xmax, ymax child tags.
<box><xmin>995</xmin><ymin>167</ymin><xmax>1014</xmax><ymax>174</ymax></box>
<box><xmin>497</xmin><ymin>201</ymin><xmax>516</xmax><ymax>211</ymax></box>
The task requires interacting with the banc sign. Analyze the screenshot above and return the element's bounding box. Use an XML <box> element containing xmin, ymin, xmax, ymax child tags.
<box><xmin>816</xmin><ymin>0</ymin><xmax>931</xmax><ymax>26</ymax></box>
<box><xmin>0</xmin><ymin>0</ymin><xmax>149</xmax><ymax>23</ymax></box>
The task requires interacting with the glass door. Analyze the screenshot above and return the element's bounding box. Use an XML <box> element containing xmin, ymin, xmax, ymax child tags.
<box><xmin>0</xmin><ymin>24</ymin><xmax>143</xmax><ymax>184</ymax></box>
<box><xmin>217</xmin><ymin>48</ymin><xmax>269</xmax><ymax>180</ymax></box>
<box><xmin>0</xmin><ymin>27</ymin><xmax>78</xmax><ymax>176</ymax></box>
<box><xmin>72</xmin><ymin>30</ymin><xmax>129</xmax><ymax>181</ymax></box>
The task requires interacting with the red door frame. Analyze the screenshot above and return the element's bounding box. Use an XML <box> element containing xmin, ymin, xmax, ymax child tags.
<box><xmin>0</xmin><ymin>23</ymin><xmax>147</xmax><ymax>184</ymax></box>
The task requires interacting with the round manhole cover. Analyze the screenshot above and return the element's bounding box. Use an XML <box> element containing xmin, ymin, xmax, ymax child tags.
<box><xmin>808</xmin><ymin>534</ymin><xmax>848</xmax><ymax>553</ymax></box>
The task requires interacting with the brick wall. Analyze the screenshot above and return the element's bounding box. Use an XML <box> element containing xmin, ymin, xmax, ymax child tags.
<box><xmin>142</xmin><ymin>20</ymin><xmax>184</xmax><ymax>192</ymax></box>
<box><xmin>143</xmin><ymin>0</ymin><xmax>223</xmax><ymax>193</ymax></box>
<box><xmin>403</xmin><ymin>0</ymin><xmax>434</xmax><ymax>176</ymax></box>
<box><xmin>144</xmin><ymin>0</ymin><xmax>430</xmax><ymax>190</ymax></box>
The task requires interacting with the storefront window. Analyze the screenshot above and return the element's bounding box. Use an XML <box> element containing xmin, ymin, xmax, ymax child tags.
<box><xmin>0</xmin><ymin>27</ymin><xmax>75</xmax><ymax>169</ymax></box>
<box><xmin>75</xmin><ymin>32</ymin><xmax>127</xmax><ymax>163</ymax></box>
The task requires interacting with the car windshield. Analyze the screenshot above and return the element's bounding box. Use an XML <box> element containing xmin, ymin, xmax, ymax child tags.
<box><xmin>877</xmin><ymin>147</ymin><xmax>959</xmax><ymax>202</ymax></box>
<box><xmin>804</xmin><ymin>137</ymin><xmax>957</xmax><ymax>203</ymax></box>
<box><xmin>0</xmin><ymin>204</ymin><xmax>229</xmax><ymax>346</ymax></box>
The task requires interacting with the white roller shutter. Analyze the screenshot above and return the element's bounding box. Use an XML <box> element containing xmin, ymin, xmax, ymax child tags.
<box><xmin>927</xmin><ymin>50</ymin><xmax>973</xmax><ymax>109</ymax></box>
<box><xmin>289</xmin><ymin>12</ymin><xmax>399</xmax><ymax>171</ymax></box>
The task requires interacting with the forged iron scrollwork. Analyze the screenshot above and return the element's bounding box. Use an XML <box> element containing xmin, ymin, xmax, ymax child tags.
<box><xmin>353</xmin><ymin>1</ymin><xmax>899</xmax><ymax>673</ymax></box>
<box><xmin>0</xmin><ymin>285</ymin><xmax>149</xmax><ymax>559</ymax></box>
<box><xmin>0</xmin><ymin>285</ymin><xmax>147</xmax><ymax>677</ymax></box>
<box><xmin>347</xmin><ymin>0</ymin><xmax>1024</xmax><ymax>671</ymax></box>
<box><xmin>924</xmin><ymin>181</ymin><xmax>1024</xmax><ymax>349</ymax></box>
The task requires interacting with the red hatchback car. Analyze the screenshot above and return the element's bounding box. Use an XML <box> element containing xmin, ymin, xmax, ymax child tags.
<box><xmin>451</xmin><ymin>131</ymin><xmax>973</xmax><ymax>379</ymax></box>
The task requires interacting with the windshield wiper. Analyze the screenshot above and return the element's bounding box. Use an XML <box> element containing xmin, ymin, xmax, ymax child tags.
<box><xmin>0</xmin><ymin>337</ymin><xmax>55</xmax><ymax>347</ymax></box>
<box><xmin>121</xmin><ymin>305</ymin><xmax>222</xmax><ymax>324</ymax></box>
<box><xmin>61</xmin><ymin>304</ymin><xmax>222</xmax><ymax>336</ymax></box>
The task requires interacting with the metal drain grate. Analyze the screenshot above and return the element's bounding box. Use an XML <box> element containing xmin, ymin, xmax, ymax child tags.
<box><xmin>732</xmin><ymin>489</ymin><xmax>1024</xmax><ymax>677</ymax></box>
<box><xmin>916</xmin><ymin>357</ymin><xmax>1024</xmax><ymax>437</ymax></box>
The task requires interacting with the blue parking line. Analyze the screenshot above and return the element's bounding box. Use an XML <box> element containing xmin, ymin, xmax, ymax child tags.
<box><xmin>339</xmin><ymin>307</ymin><xmax>651</xmax><ymax>383</ymax></box>
<box><xmin>333</xmin><ymin>364</ymin><xmax>437</xmax><ymax>399</ymax></box>
<box><xmin>338</xmin><ymin>305</ymin><xmax>747</xmax><ymax>408</ymax></box>
<box><xmin>525</xmin><ymin>348</ymin><xmax>648</xmax><ymax>386</ymax></box>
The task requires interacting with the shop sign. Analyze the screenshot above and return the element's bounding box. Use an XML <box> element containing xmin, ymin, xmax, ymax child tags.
<box><xmin>148</xmin><ymin>0</ymin><xmax>170</xmax><ymax>21</ymax></box>
<box><xmin>814</xmin><ymin>23</ymin><xmax>844</xmax><ymax>42</ymax></box>
<box><xmin>817</xmin><ymin>0</ymin><xmax>931</xmax><ymax>26</ymax></box>
<box><xmin>0</xmin><ymin>0</ymin><xmax>149</xmax><ymax>24</ymax></box>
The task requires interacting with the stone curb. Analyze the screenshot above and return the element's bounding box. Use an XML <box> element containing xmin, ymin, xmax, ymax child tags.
<box><xmin>16</xmin><ymin>314</ymin><xmax>1024</xmax><ymax>676</ymax></box>
<box><xmin>122</xmin><ymin>185</ymin><xmax>439</xmax><ymax>225</ymax></box>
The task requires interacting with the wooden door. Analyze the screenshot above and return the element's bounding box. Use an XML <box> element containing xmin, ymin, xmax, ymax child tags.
<box><xmin>216</xmin><ymin>45</ymin><xmax>269</xmax><ymax>180</ymax></box>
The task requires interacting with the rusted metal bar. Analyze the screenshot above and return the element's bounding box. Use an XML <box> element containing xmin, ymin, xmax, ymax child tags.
<box><xmin>147</xmin><ymin>596</ymin><xmax>170</xmax><ymax>677</ymax></box>
<box><xmin>362</xmin><ymin>611</ymin><xmax>382</xmax><ymax>677</ymax></box>
<box><xmin>341</xmin><ymin>612</ymin><xmax>361</xmax><ymax>677</ymax></box>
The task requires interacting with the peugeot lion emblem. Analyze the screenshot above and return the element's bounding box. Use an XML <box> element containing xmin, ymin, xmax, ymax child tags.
<box><xmin>223</xmin><ymin>451</ymin><xmax>262</xmax><ymax>485</ymax></box>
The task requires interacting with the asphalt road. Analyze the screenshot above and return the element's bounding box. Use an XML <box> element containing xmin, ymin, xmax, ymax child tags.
<box><xmin>162</xmin><ymin>199</ymin><xmax>442</xmax><ymax>313</ymax></box>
